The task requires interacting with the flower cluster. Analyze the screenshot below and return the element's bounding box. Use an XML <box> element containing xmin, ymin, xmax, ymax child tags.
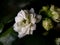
<box><xmin>13</xmin><ymin>5</ymin><xmax>60</xmax><ymax>38</ymax></box>
<box><xmin>40</xmin><ymin>5</ymin><xmax>60</xmax><ymax>31</ymax></box>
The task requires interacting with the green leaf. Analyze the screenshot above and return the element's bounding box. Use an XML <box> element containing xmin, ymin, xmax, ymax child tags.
<box><xmin>0</xmin><ymin>9</ymin><xmax>17</xmax><ymax>34</ymax></box>
<box><xmin>0</xmin><ymin>23</ymin><xmax>4</xmax><ymax>33</ymax></box>
<box><xmin>1</xmin><ymin>13</ymin><xmax>16</xmax><ymax>24</ymax></box>
<box><xmin>0</xmin><ymin>6</ymin><xmax>17</xmax><ymax>24</ymax></box>
<box><xmin>0</xmin><ymin>27</ymin><xmax>17</xmax><ymax>45</ymax></box>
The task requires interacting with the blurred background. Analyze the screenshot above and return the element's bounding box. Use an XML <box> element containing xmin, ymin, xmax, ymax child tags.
<box><xmin>0</xmin><ymin>0</ymin><xmax>60</xmax><ymax>45</ymax></box>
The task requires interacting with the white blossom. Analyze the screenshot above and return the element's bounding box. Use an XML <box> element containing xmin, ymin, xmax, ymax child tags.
<box><xmin>13</xmin><ymin>8</ymin><xmax>42</xmax><ymax>38</ymax></box>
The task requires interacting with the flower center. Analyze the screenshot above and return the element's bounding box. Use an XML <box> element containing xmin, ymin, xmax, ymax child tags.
<box><xmin>23</xmin><ymin>19</ymin><xmax>26</xmax><ymax>23</ymax></box>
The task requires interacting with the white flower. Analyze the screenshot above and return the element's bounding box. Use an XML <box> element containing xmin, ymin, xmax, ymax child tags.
<box><xmin>13</xmin><ymin>8</ymin><xmax>42</xmax><ymax>38</ymax></box>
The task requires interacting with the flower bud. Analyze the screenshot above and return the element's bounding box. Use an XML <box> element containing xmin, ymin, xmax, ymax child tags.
<box><xmin>55</xmin><ymin>38</ymin><xmax>60</xmax><ymax>45</ymax></box>
<box><xmin>42</xmin><ymin>18</ymin><xmax>53</xmax><ymax>31</ymax></box>
<box><xmin>50</xmin><ymin>5</ymin><xmax>60</xmax><ymax>22</ymax></box>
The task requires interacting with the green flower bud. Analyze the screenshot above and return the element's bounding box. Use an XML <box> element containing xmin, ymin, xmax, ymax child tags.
<box><xmin>42</xmin><ymin>6</ymin><xmax>48</xmax><ymax>11</ymax></box>
<box><xmin>39</xmin><ymin>6</ymin><xmax>49</xmax><ymax>13</ymax></box>
<box><xmin>42</xmin><ymin>18</ymin><xmax>53</xmax><ymax>31</ymax></box>
<box><xmin>50</xmin><ymin>5</ymin><xmax>60</xmax><ymax>22</ymax></box>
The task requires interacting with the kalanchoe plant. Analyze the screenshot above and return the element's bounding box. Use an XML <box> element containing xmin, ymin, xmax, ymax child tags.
<box><xmin>13</xmin><ymin>8</ymin><xmax>42</xmax><ymax>38</ymax></box>
<box><xmin>0</xmin><ymin>4</ymin><xmax>60</xmax><ymax>45</ymax></box>
<box><xmin>39</xmin><ymin>5</ymin><xmax>60</xmax><ymax>32</ymax></box>
<box><xmin>40</xmin><ymin>5</ymin><xmax>60</xmax><ymax>23</ymax></box>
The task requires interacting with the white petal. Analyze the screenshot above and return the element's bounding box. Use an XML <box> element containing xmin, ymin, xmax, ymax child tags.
<box><xmin>17</xmin><ymin>10</ymin><xmax>27</xmax><ymax>19</ymax></box>
<box><xmin>25</xmin><ymin>28</ymin><xmax>30</xmax><ymax>34</ymax></box>
<box><xmin>24</xmin><ymin>24</ymin><xmax>31</xmax><ymax>34</ymax></box>
<box><xmin>19</xmin><ymin>26</ymin><xmax>30</xmax><ymax>34</ymax></box>
<box><xmin>21</xmin><ymin>27</ymin><xmax>27</xmax><ymax>33</ymax></box>
<box><xmin>13</xmin><ymin>23</ymin><xmax>21</xmax><ymax>32</ymax></box>
<box><xmin>26</xmin><ymin>23</ymin><xmax>31</xmax><ymax>28</ymax></box>
<box><xmin>29</xmin><ymin>24</ymin><xmax>36</xmax><ymax>34</ymax></box>
<box><xmin>13</xmin><ymin>23</ymin><xmax>18</xmax><ymax>32</ymax></box>
<box><xmin>18</xmin><ymin>32</ymin><xmax>26</xmax><ymax>38</ymax></box>
<box><xmin>30</xmin><ymin>14</ymin><xmax>36</xmax><ymax>24</ymax></box>
<box><xmin>17</xmin><ymin>10</ymin><xmax>25</xmax><ymax>17</ymax></box>
<box><xmin>23</xmin><ymin>24</ymin><xmax>31</xmax><ymax>34</ymax></box>
<box><xmin>30</xmin><ymin>8</ymin><xmax>35</xmax><ymax>13</ymax></box>
<box><xmin>18</xmin><ymin>27</ymin><xmax>27</xmax><ymax>38</ymax></box>
<box><xmin>36</xmin><ymin>15</ymin><xmax>42</xmax><ymax>23</ymax></box>
<box><xmin>15</xmin><ymin>16</ymin><xmax>23</xmax><ymax>23</ymax></box>
<box><xmin>30</xmin><ymin>30</ymin><xmax>33</xmax><ymax>34</ymax></box>
<box><xmin>31</xmin><ymin>24</ymin><xmax>36</xmax><ymax>31</ymax></box>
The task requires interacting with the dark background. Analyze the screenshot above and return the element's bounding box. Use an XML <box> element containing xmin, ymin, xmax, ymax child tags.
<box><xmin>0</xmin><ymin>0</ymin><xmax>60</xmax><ymax>45</ymax></box>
